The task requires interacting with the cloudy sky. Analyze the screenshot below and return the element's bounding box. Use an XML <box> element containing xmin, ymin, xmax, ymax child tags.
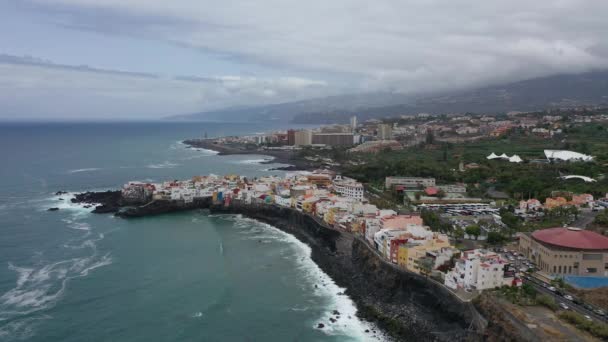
<box><xmin>2</xmin><ymin>0</ymin><xmax>608</xmax><ymax>120</ymax></box>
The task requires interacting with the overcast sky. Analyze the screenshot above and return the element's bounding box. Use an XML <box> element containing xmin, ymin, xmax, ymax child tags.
<box><xmin>2</xmin><ymin>0</ymin><xmax>608</xmax><ymax>120</ymax></box>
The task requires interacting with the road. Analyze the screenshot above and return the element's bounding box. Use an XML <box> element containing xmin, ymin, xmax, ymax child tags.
<box><xmin>523</xmin><ymin>276</ymin><xmax>607</xmax><ymax>323</ymax></box>
<box><xmin>571</xmin><ymin>208</ymin><xmax>599</xmax><ymax>228</ymax></box>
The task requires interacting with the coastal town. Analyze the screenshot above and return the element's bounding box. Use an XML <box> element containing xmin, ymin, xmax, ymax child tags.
<box><xmin>67</xmin><ymin>107</ymin><xmax>608</xmax><ymax>340</ymax></box>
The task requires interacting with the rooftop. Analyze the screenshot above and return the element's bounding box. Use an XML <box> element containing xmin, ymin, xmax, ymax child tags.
<box><xmin>532</xmin><ymin>227</ymin><xmax>608</xmax><ymax>250</ymax></box>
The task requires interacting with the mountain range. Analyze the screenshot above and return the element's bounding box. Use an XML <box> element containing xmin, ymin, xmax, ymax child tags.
<box><xmin>169</xmin><ymin>70</ymin><xmax>608</xmax><ymax>124</ymax></box>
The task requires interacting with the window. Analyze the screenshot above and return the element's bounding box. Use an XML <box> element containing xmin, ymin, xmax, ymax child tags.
<box><xmin>568</xmin><ymin>266</ymin><xmax>572</xmax><ymax>273</ymax></box>
<box><xmin>587</xmin><ymin>268</ymin><xmax>597</xmax><ymax>273</ymax></box>
<box><xmin>583</xmin><ymin>254</ymin><xmax>602</xmax><ymax>261</ymax></box>
<box><xmin>553</xmin><ymin>266</ymin><xmax>556</xmax><ymax>273</ymax></box>
<box><xmin>558</xmin><ymin>266</ymin><xmax>562</xmax><ymax>273</ymax></box>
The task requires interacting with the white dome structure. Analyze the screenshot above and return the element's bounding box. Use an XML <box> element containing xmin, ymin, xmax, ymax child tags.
<box><xmin>544</xmin><ymin>150</ymin><xmax>593</xmax><ymax>162</ymax></box>
<box><xmin>561</xmin><ymin>175</ymin><xmax>596</xmax><ymax>183</ymax></box>
<box><xmin>509</xmin><ymin>155</ymin><xmax>523</xmax><ymax>163</ymax></box>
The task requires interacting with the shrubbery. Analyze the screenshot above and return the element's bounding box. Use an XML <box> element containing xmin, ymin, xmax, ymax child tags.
<box><xmin>558</xmin><ymin>311</ymin><xmax>608</xmax><ymax>339</ymax></box>
<box><xmin>535</xmin><ymin>294</ymin><xmax>558</xmax><ymax>311</ymax></box>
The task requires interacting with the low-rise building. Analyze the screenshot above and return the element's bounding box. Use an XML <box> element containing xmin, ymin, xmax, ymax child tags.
<box><xmin>444</xmin><ymin>249</ymin><xmax>513</xmax><ymax>291</ymax></box>
<box><xmin>385</xmin><ymin>177</ymin><xmax>436</xmax><ymax>190</ymax></box>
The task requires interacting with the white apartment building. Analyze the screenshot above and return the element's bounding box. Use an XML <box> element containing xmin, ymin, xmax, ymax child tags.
<box><xmin>444</xmin><ymin>249</ymin><xmax>513</xmax><ymax>291</ymax></box>
<box><xmin>333</xmin><ymin>176</ymin><xmax>364</xmax><ymax>200</ymax></box>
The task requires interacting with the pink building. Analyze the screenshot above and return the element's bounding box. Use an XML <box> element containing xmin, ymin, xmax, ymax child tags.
<box><xmin>519</xmin><ymin>199</ymin><xmax>542</xmax><ymax>212</ymax></box>
<box><xmin>570</xmin><ymin>194</ymin><xmax>594</xmax><ymax>206</ymax></box>
<box><xmin>380</xmin><ymin>215</ymin><xmax>423</xmax><ymax>230</ymax></box>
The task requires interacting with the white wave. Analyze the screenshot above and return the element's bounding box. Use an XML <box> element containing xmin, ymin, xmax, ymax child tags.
<box><xmin>38</xmin><ymin>192</ymin><xmax>93</xmax><ymax>216</ymax></box>
<box><xmin>196</xmin><ymin>148</ymin><xmax>219</xmax><ymax>155</ymax></box>
<box><xmin>235</xmin><ymin>158</ymin><xmax>274</xmax><ymax>165</ymax></box>
<box><xmin>79</xmin><ymin>253</ymin><xmax>112</xmax><ymax>276</ymax></box>
<box><xmin>67</xmin><ymin>222</ymin><xmax>91</xmax><ymax>231</ymax></box>
<box><xmin>224</xmin><ymin>215</ymin><xmax>386</xmax><ymax>341</ymax></box>
<box><xmin>67</xmin><ymin>168</ymin><xmax>101</xmax><ymax>174</ymax></box>
<box><xmin>8</xmin><ymin>264</ymin><xmax>34</xmax><ymax>288</ymax></box>
<box><xmin>1</xmin><ymin>229</ymin><xmax>113</xmax><ymax>337</ymax></box>
<box><xmin>192</xmin><ymin>312</ymin><xmax>203</xmax><ymax>318</ymax></box>
<box><xmin>169</xmin><ymin>140</ymin><xmax>184</xmax><ymax>150</ymax></box>
<box><xmin>146</xmin><ymin>161</ymin><xmax>179</xmax><ymax>169</ymax></box>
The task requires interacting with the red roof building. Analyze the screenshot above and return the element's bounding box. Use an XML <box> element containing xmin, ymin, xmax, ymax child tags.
<box><xmin>424</xmin><ymin>187</ymin><xmax>438</xmax><ymax>196</ymax></box>
<box><xmin>520</xmin><ymin>227</ymin><xmax>608</xmax><ymax>277</ymax></box>
<box><xmin>532</xmin><ymin>227</ymin><xmax>608</xmax><ymax>250</ymax></box>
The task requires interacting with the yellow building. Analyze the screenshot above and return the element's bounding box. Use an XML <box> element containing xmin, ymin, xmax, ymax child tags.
<box><xmin>397</xmin><ymin>236</ymin><xmax>452</xmax><ymax>273</ymax></box>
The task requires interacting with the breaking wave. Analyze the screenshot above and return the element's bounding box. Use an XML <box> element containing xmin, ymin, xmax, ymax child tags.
<box><xmin>234</xmin><ymin>158</ymin><xmax>274</xmax><ymax>165</ymax></box>
<box><xmin>67</xmin><ymin>168</ymin><xmax>101</xmax><ymax>174</ymax></box>
<box><xmin>216</xmin><ymin>214</ymin><xmax>386</xmax><ymax>341</ymax></box>
<box><xmin>146</xmin><ymin>161</ymin><xmax>179</xmax><ymax>169</ymax></box>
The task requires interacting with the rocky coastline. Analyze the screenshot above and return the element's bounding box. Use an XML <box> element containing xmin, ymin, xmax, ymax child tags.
<box><xmin>69</xmin><ymin>192</ymin><xmax>492</xmax><ymax>341</ymax></box>
<box><xmin>182</xmin><ymin>139</ymin><xmax>315</xmax><ymax>171</ymax></box>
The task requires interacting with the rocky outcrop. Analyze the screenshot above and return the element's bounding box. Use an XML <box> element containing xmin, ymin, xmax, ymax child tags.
<box><xmin>115</xmin><ymin>198</ymin><xmax>213</xmax><ymax>218</ymax></box>
<box><xmin>71</xmin><ymin>190</ymin><xmax>123</xmax><ymax>213</ymax></box>
<box><xmin>473</xmin><ymin>293</ymin><xmax>539</xmax><ymax>342</ymax></box>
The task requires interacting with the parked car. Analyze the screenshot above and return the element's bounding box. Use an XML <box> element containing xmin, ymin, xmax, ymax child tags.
<box><xmin>548</xmin><ymin>286</ymin><xmax>557</xmax><ymax>292</ymax></box>
<box><xmin>595</xmin><ymin>309</ymin><xmax>605</xmax><ymax>316</ymax></box>
<box><xmin>584</xmin><ymin>315</ymin><xmax>592</xmax><ymax>321</ymax></box>
<box><xmin>560</xmin><ymin>303</ymin><xmax>569</xmax><ymax>310</ymax></box>
<box><xmin>564</xmin><ymin>295</ymin><xmax>574</xmax><ymax>301</ymax></box>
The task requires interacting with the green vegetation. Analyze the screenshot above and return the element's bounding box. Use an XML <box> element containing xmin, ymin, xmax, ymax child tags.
<box><xmin>420</xmin><ymin>209</ymin><xmax>451</xmax><ymax>233</ymax></box>
<box><xmin>594</xmin><ymin>209</ymin><xmax>608</xmax><ymax>227</ymax></box>
<box><xmin>486</xmin><ymin>231</ymin><xmax>508</xmax><ymax>245</ymax></box>
<box><xmin>341</xmin><ymin>122</ymin><xmax>608</xmax><ymax>201</ymax></box>
<box><xmin>535</xmin><ymin>294</ymin><xmax>558</xmax><ymax>311</ymax></box>
<box><xmin>558</xmin><ymin>311</ymin><xmax>608</xmax><ymax>339</ymax></box>
<box><xmin>496</xmin><ymin>284</ymin><xmax>537</xmax><ymax>306</ymax></box>
<box><xmin>465</xmin><ymin>224</ymin><xmax>481</xmax><ymax>240</ymax></box>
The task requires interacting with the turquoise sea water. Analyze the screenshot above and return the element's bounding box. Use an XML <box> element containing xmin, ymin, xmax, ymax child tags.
<box><xmin>0</xmin><ymin>122</ymin><xmax>381</xmax><ymax>341</ymax></box>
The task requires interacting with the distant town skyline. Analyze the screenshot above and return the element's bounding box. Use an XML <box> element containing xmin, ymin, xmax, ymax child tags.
<box><xmin>2</xmin><ymin>0</ymin><xmax>608</xmax><ymax>120</ymax></box>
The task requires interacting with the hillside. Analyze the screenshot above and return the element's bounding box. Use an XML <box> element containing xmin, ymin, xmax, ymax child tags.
<box><xmin>169</xmin><ymin>70</ymin><xmax>608</xmax><ymax>124</ymax></box>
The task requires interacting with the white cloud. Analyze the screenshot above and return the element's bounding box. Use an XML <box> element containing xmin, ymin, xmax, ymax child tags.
<box><xmin>0</xmin><ymin>57</ymin><xmax>329</xmax><ymax>119</ymax></box>
<box><xmin>28</xmin><ymin>0</ymin><xmax>608</xmax><ymax>93</ymax></box>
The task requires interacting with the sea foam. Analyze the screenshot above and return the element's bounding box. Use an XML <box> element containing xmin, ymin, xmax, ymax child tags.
<box><xmin>146</xmin><ymin>161</ymin><xmax>179</xmax><ymax>169</ymax></box>
<box><xmin>219</xmin><ymin>214</ymin><xmax>386</xmax><ymax>341</ymax></box>
<box><xmin>67</xmin><ymin>168</ymin><xmax>101</xmax><ymax>174</ymax></box>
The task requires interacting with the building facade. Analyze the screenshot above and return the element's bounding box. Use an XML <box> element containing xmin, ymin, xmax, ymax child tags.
<box><xmin>378</xmin><ymin>124</ymin><xmax>393</xmax><ymax>140</ymax></box>
<box><xmin>518</xmin><ymin>227</ymin><xmax>608</xmax><ymax>277</ymax></box>
<box><xmin>385</xmin><ymin>177</ymin><xmax>436</xmax><ymax>190</ymax></box>
<box><xmin>312</xmin><ymin>133</ymin><xmax>354</xmax><ymax>146</ymax></box>
<box><xmin>294</xmin><ymin>130</ymin><xmax>313</xmax><ymax>146</ymax></box>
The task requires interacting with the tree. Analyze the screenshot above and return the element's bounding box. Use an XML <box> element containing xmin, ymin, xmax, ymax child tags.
<box><xmin>465</xmin><ymin>224</ymin><xmax>481</xmax><ymax>240</ymax></box>
<box><xmin>487</xmin><ymin>231</ymin><xmax>505</xmax><ymax>245</ymax></box>
<box><xmin>500</xmin><ymin>209</ymin><xmax>520</xmax><ymax>230</ymax></box>
<box><xmin>594</xmin><ymin>209</ymin><xmax>608</xmax><ymax>227</ymax></box>
<box><xmin>436</xmin><ymin>189</ymin><xmax>446</xmax><ymax>199</ymax></box>
<box><xmin>453</xmin><ymin>228</ymin><xmax>465</xmax><ymax>239</ymax></box>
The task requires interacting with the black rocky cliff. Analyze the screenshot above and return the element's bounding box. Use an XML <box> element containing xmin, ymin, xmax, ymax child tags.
<box><xmin>73</xmin><ymin>194</ymin><xmax>487</xmax><ymax>341</ymax></box>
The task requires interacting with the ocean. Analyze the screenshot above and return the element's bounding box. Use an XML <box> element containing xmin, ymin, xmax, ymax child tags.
<box><xmin>0</xmin><ymin>122</ymin><xmax>383</xmax><ymax>341</ymax></box>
